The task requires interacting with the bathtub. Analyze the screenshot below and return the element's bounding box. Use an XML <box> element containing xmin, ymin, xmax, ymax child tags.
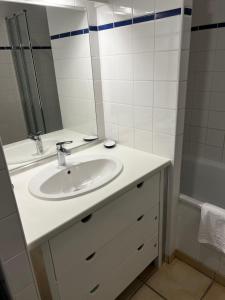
<box><xmin>180</xmin><ymin>156</ymin><xmax>225</xmax><ymax>209</ymax></box>
<box><xmin>177</xmin><ymin>156</ymin><xmax>225</xmax><ymax>275</ymax></box>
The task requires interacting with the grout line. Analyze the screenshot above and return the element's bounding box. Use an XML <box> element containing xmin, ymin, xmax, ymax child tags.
<box><xmin>200</xmin><ymin>278</ymin><xmax>214</xmax><ymax>300</ymax></box>
<box><xmin>139</xmin><ymin>278</ymin><xmax>167</xmax><ymax>300</ymax></box>
<box><xmin>144</xmin><ymin>282</ymin><xmax>168</xmax><ymax>300</ymax></box>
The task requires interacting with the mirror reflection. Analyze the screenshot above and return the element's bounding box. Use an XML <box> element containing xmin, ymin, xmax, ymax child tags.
<box><xmin>0</xmin><ymin>2</ymin><xmax>98</xmax><ymax>169</ymax></box>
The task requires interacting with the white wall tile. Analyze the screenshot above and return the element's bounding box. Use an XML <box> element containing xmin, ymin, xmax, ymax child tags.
<box><xmin>0</xmin><ymin>170</ymin><xmax>16</xmax><ymax>220</ymax></box>
<box><xmin>111</xmin><ymin>103</ymin><xmax>133</xmax><ymax>127</ymax></box>
<box><xmin>209</xmin><ymin>92</ymin><xmax>225</xmax><ymax>111</ymax></box>
<box><xmin>190</xmin><ymin>110</ymin><xmax>209</xmax><ymax>127</ymax></box>
<box><xmin>133</xmin><ymin>81</ymin><xmax>153</xmax><ymax>107</ymax></box>
<box><xmin>4</xmin><ymin>252</ymin><xmax>33</xmax><ymax>294</ymax></box>
<box><xmin>102</xmin><ymin>80</ymin><xmax>133</xmax><ymax>104</ymax></box>
<box><xmin>176</xmin><ymin>109</ymin><xmax>185</xmax><ymax>135</ymax></box>
<box><xmin>0</xmin><ymin>214</ymin><xmax>25</xmax><ymax>262</ymax></box>
<box><xmin>195</xmin><ymin>72</ymin><xmax>213</xmax><ymax>91</ymax></box>
<box><xmin>134</xmin><ymin>129</ymin><xmax>153</xmax><ymax>152</ymax></box>
<box><xmin>134</xmin><ymin>106</ymin><xmax>153</xmax><ymax>131</ymax></box>
<box><xmin>115</xmin><ymin>54</ymin><xmax>133</xmax><ymax>80</ymax></box>
<box><xmin>154</xmin><ymin>51</ymin><xmax>179</xmax><ymax>81</ymax></box>
<box><xmin>180</xmin><ymin>50</ymin><xmax>190</xmax><ymax>81</ymax></box>
<box><xmin>190</xmin><ymin>126</ymin><xmax>207</xmax><ymax>143</ymax></box>
<box><xmin>154</xmin><ymin>81</ymin><xmax>179</xmax><ymax>109</ymax></box>
<box><xmin>131</xmin><ymin>21</ymin><xmax>154</xmax><ymax>53</ymax></box>
<box><xmin>117</xmin><ymin>125</ymin><xmax>134</xmax><ymax>147</ymax></box>
<box><xmin>216</xmin><ymin>28</ymin><xmax>225</xmax><ymax>50</ymax></box>
<box><xmin>153</xmin><ymin>108</ymin><xmax>177</xmax><ymax>135</ymax></box>
<box><xmin>191</xmin><ymin>91</ymin><xmax>210</xmax><ymax>110</ymax></box>
<box><xmin>208</xmin><ymin>111</ymin><xmax>225</xmax><ymax>130</ymax></box>
<box><xmin>212</xmin><ymin>72</ymin><xmax>225</xmax><ymax>91</ymax></box>
<box><xmin>206</xmin><ymin>129</ymin><xmax>225</xmax><ymax>147</ymax></box>
<box><xmin>114</xmin><ymin>26</ymin><xmax>132</xmax><ymax>55</ymax></box>
<box><xmin>153</xmin><ymin>133</ymin><xmax>176</xmax><ymax>159</ymax></box>
<box><xmin>191</xmin><ymin>30</ymin><xmax>217</xmax><ymax>52</ymax></box>
<box><xmin>155</xmin><ymin>16</ymin><xmax>181</xmax><ymax>51</ymax></box>
<box><xmin>133</xmin><ymin>52</ymin><xmax>154</xmax><ymax>80</ymax></box>
<box><xmin>178</xmin><ymin>81</ymin><xmax>187</xmax><ymax>109</ymax></box>
<box><xmin>104</xmin><ymin>122</ymin><xmax>119</xmax><ymax>141</ymax></box>
<box><xmin>204</xmin><ymin>145</ymin><xmax>223</xmax><ymax>161</ymax></box>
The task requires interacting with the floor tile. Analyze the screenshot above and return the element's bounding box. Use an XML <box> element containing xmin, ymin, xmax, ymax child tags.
<box><xmin>131</xmin><ymin>285</ymin><xmax>164</xmax><ymax>300</ymax></box>
<box><xmin>147</xmin><ymin>259</ymin><xmax>212</xmax><ymax>300</ymax></box>
<box><xmin>203</xmin><ymin>283</ymin><xmax>225</xmax><ymax>300</ymax></box>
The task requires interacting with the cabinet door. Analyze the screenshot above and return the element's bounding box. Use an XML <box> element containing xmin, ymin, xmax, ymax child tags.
<box><xmin>50</xmin><ymin>173</ymin><xmax>160</xmax><ymax>278</ymax></box>
<box><xmin>56</xmin><ymin>208</ymin><xmax>159</xmax><ymax>300</ymax></box>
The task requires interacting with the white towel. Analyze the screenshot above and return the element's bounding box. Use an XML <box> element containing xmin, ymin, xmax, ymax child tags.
<box><xmin>198</xmin><ymin>203</ymin><xmax>225</xmax><ymax>254</ymax></box>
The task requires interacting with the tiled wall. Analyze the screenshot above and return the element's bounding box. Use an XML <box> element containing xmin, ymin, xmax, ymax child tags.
<box><xmin>0</xmin><ymin>141</ymin><xmax>39</xmax><ymax>300</ymax></box>
<box><xmin>95</xmin><ymin>0</ymin><xmax>190</xmax><ymax>159</ymax></box>
<box><xmin>47</xmin><ymin>7</ymin><xmax>98</xmax><ymax>136</ymax></box>
<box><xmin>184</xmin><ymin>0</ymin><xmax>225</xmax><ymax>162</ymax></box>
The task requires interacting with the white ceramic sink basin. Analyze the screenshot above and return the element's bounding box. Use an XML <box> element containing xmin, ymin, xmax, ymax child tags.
<box><xmin>4</xmin><ymin>138</ymin><xmax>57</xmax><ymax>165</ymax></box>
<box><xmin>28</xmin><ymin>154</ymin><xmax>123</xmax><ymax>200</ymax></box>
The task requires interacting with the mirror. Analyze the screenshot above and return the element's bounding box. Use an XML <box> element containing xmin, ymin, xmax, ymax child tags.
<box><xmin>0</xmin><ymin>1</ymin><xmax>98</xmax><ymax>170</ymax></box>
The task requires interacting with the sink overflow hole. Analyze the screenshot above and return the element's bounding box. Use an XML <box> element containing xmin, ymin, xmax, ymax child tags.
<box><xmin>67</xmin><ymin>170</ymin><xmax>71</xmax><ymax>175</ymax></box>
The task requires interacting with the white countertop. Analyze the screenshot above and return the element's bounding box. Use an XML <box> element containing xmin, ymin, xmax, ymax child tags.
<box><xmin>11</xmin><ymin>143</ymin><xmax>170</xmax><ymax>249</ymax></box>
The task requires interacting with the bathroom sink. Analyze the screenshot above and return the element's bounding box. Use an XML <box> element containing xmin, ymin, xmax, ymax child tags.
<box><xmin>28</xmin><ymin>154</ymin><xmax>123</xmax><ymax>200</ymax></box>
<box><xmin>4</xmin><ymin>138</ymin><xmax>57</xmax><ymax>165</ymax></box>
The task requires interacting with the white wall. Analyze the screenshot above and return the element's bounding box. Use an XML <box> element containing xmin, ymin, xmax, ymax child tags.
<box><xmin>47</xmin><ymin>7</ymin><xmax>98</xmax><ymax>136</ymax></box>
<box><xmin>95</xmin><ymin>0</ymin><xmax>192</xmax><ymax>256</ymax></box>
<box><xmin>0</xmin><ymin>140</ymin><xmax>39</xmax><ymax>300</ymax></box>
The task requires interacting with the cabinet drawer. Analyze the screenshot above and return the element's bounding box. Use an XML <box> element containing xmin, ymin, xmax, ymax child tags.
<box><xmin>50</xmin><ymin>173</ymin><xmax>160</xmax><ymax>278</ymax></box>
<box><xmin>56</xmin><ymin>209</ymin><xmax>158</xmax><ymax>300</ymax></box>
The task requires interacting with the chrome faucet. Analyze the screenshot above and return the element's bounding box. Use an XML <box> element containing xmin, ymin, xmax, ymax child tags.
<box><xmin>56</xmin><ymin>141</ymin><xmax>73</xmax><ymax>167</ymax></box>
<box><xmin>29</xmin><ymin>131</ymin><xmax>43</xmax><ymax>155</ymax></box>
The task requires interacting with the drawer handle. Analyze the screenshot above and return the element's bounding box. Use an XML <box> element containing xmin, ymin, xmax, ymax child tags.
<box><xmin>81</xmin><ymin>214</ymin><xmax>92</xmax><ymax>223</ymax></box>
<box><xmin>137</xmin><ymin>215</ymin><xmax>144</xmax><ymax>222</ymax></box>
<box><xmin>86</xmin><ymin>252</ymin><xmax>96</xmax><ymax>261</ymax></box>
<box><xmin>90</xmin><ymin>284</ymin><xmax>100</xmax><ymax>294</ymax></box>
<box><xmin>137</xmin><ymin>181</ymin><xmax>144</xmax><ymax>189</ymax></box>
<box><xmin>154</xmin><ymin>216</ymin><xmax>158</xmax><ymax>221</ymax></box>
<box><xmin>154</xmin><ymin>243</ymin><xmax>157</xmax><ymax>248</ymax></box>
<box><xmin>137</xmin><ymin>243</ymin><xmax>144</xmax><ymax>251</ymax></box>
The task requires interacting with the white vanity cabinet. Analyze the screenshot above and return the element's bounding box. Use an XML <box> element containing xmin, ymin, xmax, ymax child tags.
<box><xmin>41</xmin><ymin>172</ymin><xmax>163</xmax><ymax>300</ymax></box>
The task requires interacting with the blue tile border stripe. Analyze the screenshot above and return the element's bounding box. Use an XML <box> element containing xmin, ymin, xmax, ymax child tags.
<box><xmin>191</xmin><ymin>22</ymin><xmax>225</xmax><ymax>31</ymax></box>
<box><xmin>184</xmin><ymin>7</ymin><xmax>192</xmax><ymax>16</ymax></box>
<box><xmin>50</xmin><ymin>7</ymin><xmax>188</xmax><ymax>40</ymax></box>
<box><xmin>156</xmin><ymin>8</ymin><xmax>181</xmax><ymax>20</ymax></box>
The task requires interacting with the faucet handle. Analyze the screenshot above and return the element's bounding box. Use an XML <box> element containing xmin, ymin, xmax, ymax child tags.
<box><xmin>36</xmin><ymin>131</ymin><xmax>42</xmax><ymax>136</ymax></box>
<box><xmin>56</xmin><ymin>141</ymin><xmax>73</xmax><ymax>150</ymax></box>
